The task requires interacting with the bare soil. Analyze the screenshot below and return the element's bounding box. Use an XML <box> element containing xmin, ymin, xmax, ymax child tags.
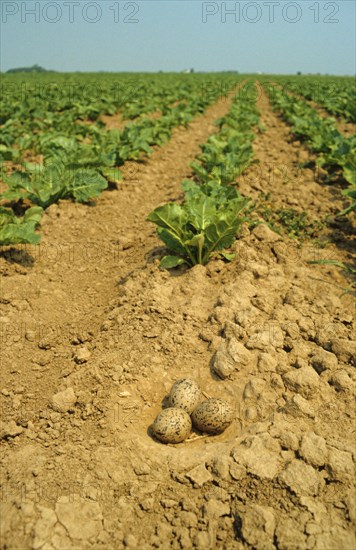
<box><xmin>0</xmin><ymin>86</ymin><xmax>355</xmax><ymax>550</ymax></box>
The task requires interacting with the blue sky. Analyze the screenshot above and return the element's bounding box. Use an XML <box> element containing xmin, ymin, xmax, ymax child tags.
<box><xmin>1</xmin><ymin>1</ymin><xmax>355</xmax><ymax>74</ymax></box>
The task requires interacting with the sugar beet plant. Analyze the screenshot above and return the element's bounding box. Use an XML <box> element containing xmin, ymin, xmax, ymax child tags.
<box><xmin>265</xmin><ymin>85</ymin><xmax>356</xmax><ymax>187</ymax></box>
<box><xmin>147</xmin><ymin>188</ymin><xmax>250</xmax><ymax>268</ymax></box>
<box><xmin>190</xmin><ymin>95</ymin><xmax>260</xmax><ymax>185</ymax></box>
<box><xmin>1</xmin><ymin>158</ymin><xmax>108</xmax><ymax>209</ymax></box>
<box><xmin>1</xmin><ymin>73</ymin><xmax>243</xmax><ymax>247</ymax></box>
<box><xmin>274</xmin><ymin>76</ymin><xmax>356</xmax><ymax>123</ymax></box>
<box><xmin>265</xmin><ymin>85</ymin><xmax>356</xmax><ymax>217</ymax></box>
<box><xmin>0</xmin><ymin>206</ymin><xmax>43</xmax><ymax>245</ymax></box>
<box><xmin>148</xmin><ymin>84</ymin><xmax>259</xmax><ymax>267</ymax></box>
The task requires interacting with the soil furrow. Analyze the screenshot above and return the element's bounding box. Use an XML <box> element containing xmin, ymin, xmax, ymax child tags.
<box><xmin>0</xmin><ymin>90</ymin><xmax>236</xmax><ymax>420</ymax></box>
<box><xmin>238</xmin><ymin>84</ymin><xmax>355</xmax><ymax>259</ymax></box>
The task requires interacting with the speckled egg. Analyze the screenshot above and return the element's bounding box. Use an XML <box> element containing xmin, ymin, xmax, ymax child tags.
<box><xmin>169</xmin><ymin>378</ymin><xmax>202</xmax><ymax>414</ymax></box>
<box><xmin>152</xmin><ymin>407</ymin><xmax>192</xmax><ymax>444</ymax></box>
<box><xmin>191</xmin><ymin>398</ymin><xmax>234</xmax><ymax>434</ymax></box>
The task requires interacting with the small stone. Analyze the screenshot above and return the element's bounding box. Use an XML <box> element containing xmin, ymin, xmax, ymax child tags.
<box><xmin>118</xmin><ymin>391</ymin><xmax>131</xmax><ymax>398</ymax></box>
<box><xmin>140</xmin><ymin>498</ymin><xmax>155</xmax><ymax>511</ymax></box>
<box><xmin>0</xmin><ymin>420</ymin><xmax>24</xmax><ymax>439</ymax></box>
<box><xmin>133</xmin><ymin>462</ymin><xmax>151</xmax><ymax>476</ymax></box>
<box><xmin>299</xmin><ymin>432</ymin><xmax>328</xmax><ymax>467</ymax></box>
<box><xmin>185</xmin><ymin>464</ymin><xmax>213</xmax><ymax>487</ymax></box>
<box><xmin>246</xmin><ymin>326</ymin><xmax>284</xmax><ymax>351</ymax></box>
<box><xmin>25</xmin><ymin>329</ymin><xmax>36</xmax><ymax>342</ymax></box>
<box><xmin>278</xmin><ymin>431</ymin><xmax>299</xmax><ymax>451</ymax></box>
<box><xmin>74</xmin><ymin>347</ymin><xmax>91</xmax><ymax>364</ymax></box>
<box><xmin>279</xmin><ymin>459</ymin><xmax>322</xmax><ymax>496</ymax></box>
<box><xmin>283</xmin><ymin>366</ymin><xmax>320</xmax><ymax>398</ymax></box>
<box><xmin>253</xmin><ymin>224</ymin><xmax>281</xmax><ymax>243</ymax></box>
<box><xmin>326</xmin><ymin>447</ymin><xmax>354</xmax><ymax>482</ymax></box>
<box><xmin>229</xmin><ymin>462</ymin><xmax>246</xmax><ymax>480</ymax></box>
<box><xmin>123</xmin><ymin>534</ymin><xmax>137</xmax><ymax>548</ymax></box>
<box><xmin>180</xmin><ymin>511</ymin><xmax>198</xmax><ymax>528</ymax></box>
<box><xmin>213</xmin><ymin>338</ymin><xmax>252</xmax><ymax>379</ymax></box>
<box><xmin>194</xmin><ymin>531</ymin><xmax>211</xmax><ymax>549</ymax></box>
<box><xmin>305</xmin><ymin>522</ymin><xmax>322</xmax><ymax>535</ymax></box>
<box><xmin>231</xmin><ymin>436</ymin><xmax>281</xmax><ymax>480</ymax></box>
<box><xmin>160</xmin><ymin>499</ymin><xmax>177</xmax><ymax>509</ymax></box>
<box><xmin>298</xmin><ymin>316</ymin><xmax>315</xmax><ymax>337</ymax></box>
<box><xmin>329</xmin><ymin>370</ymin><xmax>353</xmax><ymax>392</ymax></box>
<box><xmin>275</xmin><ymin>518</ymin><xmax>307</xmax><ymax>549</ymax></box>
<box><xmin>310</xmin><ymin>350</ymin><xmax>338</xmax><ymax>374</ymax></box>
<box><xmin>240</xmin><ymin>505</ymin><xmax>276</xmax><ymax>550</ymax></box>
<box><xmin>210</xmin><ymin>456</ymin><xmax>232</xmax><ymax>480</ymax></box>
<box><xmin>243</xmin><ymin>379</ymin><xmax>266</xmax><ymax>400</ymax></box>
<box><xmin>284</xmin><ymin>322</ymin><xmax>300</xmax><ymax>339</ymax></box>
<box><xmin>330</xmin><ymin>339</ymin><xmax>356</xmax><ymax>365</ymax></box>
<box><xmin>257</xmin><ymin>353</ymin><xmax>277</xmax><ymax>373</ymax></box>
<box><xmin>50</xmin><ymin>387</ymin><xmax>76</xmax><ymax>413</ymax></box>
<box><xmin>203</xmin><ymin>499</ymin><xmax>230</xmax><ymax>518</ymax></box>
<box><xmin>283</xmin><ymin>394</ymin><xmax>316</xmax><ymax>418</ymax></box>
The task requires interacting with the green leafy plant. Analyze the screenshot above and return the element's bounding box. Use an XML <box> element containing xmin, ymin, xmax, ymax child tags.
<box><xmin>276</xmin><ymin>208</ymin><xmax>325</xmax><ymax>239</ymax></box>
<box><xmin>1</xmin><ymin>159</ymin><xmax>108</xmax><ymax>208</ymax></box>
<box><xmin>191</xmin><ymin>95</ymin><xmax>260</xmax><ymax>186</ymax></box>
<box><xmin>146</xmin><ymin>82</ymin><xmax>258</xmax><ymax>269</ymax></box>
<box><xmin>191</xmin><ymin>131</ymin><xmax>255</xmax><ymax>185</ymax></box>
<box><xmin>0</xmin><ymin>206</ymin><xmax>43</xmax><ymax>245</ymax></box>
<box><xmin>147</xmin><ymin>188</ymin><xmax>250</xmax><ymax>268</ymax></box>
<box><xmin>182</xmin><ymin>179</ymin><xmax>240</xmax><ymax>205</ymax></box>
<box><xmin>252</xmin><ymin>196</ymin><xmax>325</xmax><ymax>241</ymax></box>
<box><xmin>267</xmin><ymin>87</ymin><xmax>356</xmax><ymax>185</ymax></box>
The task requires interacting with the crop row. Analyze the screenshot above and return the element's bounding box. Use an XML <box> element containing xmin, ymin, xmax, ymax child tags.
<box><xmin>0</xmin><ymin>75</ymin><xmax>242</xmax><ymax>246</ymax></box>
<box><xmin>0</xmin><ymin>73</ymin><xmax>240</xmax><ymax>162</ymax></box>
<box><xmin>147</xmin><ymin>83</ymin><xmax>260</xmax><ymax>267</ymax></box>
<box><xmin>263</xmin><ymin>75</ymin><xmax>355</xmax><ymax>123</ymax></box>
<box><xmin>264</xmin><ymin>83</ymin><xmax>355</xmax><ymax>215</ymax></box>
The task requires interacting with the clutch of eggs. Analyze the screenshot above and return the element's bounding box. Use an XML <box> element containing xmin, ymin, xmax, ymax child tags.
<box><xmin>151</xmin><ymin>378</ymin><xmax>234</xmax><ymax>444</ymax></box>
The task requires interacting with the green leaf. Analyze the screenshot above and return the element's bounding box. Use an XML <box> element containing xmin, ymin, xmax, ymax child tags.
<box><xmin>69</xmin><ymin>170</ymin><xmax>108</xmax><ymax>202</ymax></box>
<box><xmin>308</xmin><ymin>259</ymin><xmax>346</xmax><ymax>269</ymax></box>
<box><xmin>23</xmin><ymin>206</ymin><xmax>44</xmax><ymax>224</ymax></box>
<box><xmin>22</xmin><ymin>163</ymin><xmax>67</xmax><ymax>207</ymax></box>
<box><xmin>186</xmin><ymin>196</ymin><xmax>216</xmax><ymax>231</ymax></box>
<box><xmin>185</xmin><ymin>232</ymin><xmax>205</xmax><ymax>264</ymax></box>
<box><xmin>0</xmin><ymin>223</ymin><xmax>41</xmax><ymax>245</ymax></box>
<box><xmin>156</xmin><ymin>227</ymin><xmax>189</xmax><ymax>257</ymax></box>
<box><xmin>343</xmin><ymin>165</ymin><xmax>356</xmax><ymax>186</ymax></box>
<box><xmin>221</xmin><ymin>252</ymin><xmax>236</xmax><ymax>262</ymax></box>
<box><xmin>0</xmin><ymin>206</ymin><xmax>43</xmax><ymax>245</ymax></box>
<box><xmin>204</xmin><ymin>216</ymin><xmax>240</xmax><ymax>253</ymax></box>
<box><xmin>160</xmin><ymin>255</ymin><xmax>187</xmax><ymax>269</ymax></box>
<box><xmin>147</xmin><ymin>203</ymin><xmax>186</xmax><ymax>232</ymax></box>
<box><xmin>101</xmin><ymin>167</ymin><xmax>122</xmax><ymax>184</ymax></box>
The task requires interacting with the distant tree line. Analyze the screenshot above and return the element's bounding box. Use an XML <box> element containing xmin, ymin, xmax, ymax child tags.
<box><xmin>6</xmin><ymin>64</ymin><xmax>55</xmax><ymax>73</ymax></box>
